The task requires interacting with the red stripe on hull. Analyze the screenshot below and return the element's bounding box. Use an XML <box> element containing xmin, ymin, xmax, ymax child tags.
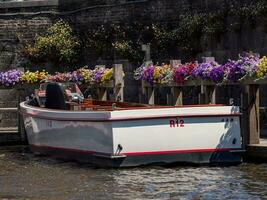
<box><xmin>30</xmin><ymin>144</ymin><xmax>241</xmax><ymax>156</ymax></box>
<box><xmin>123</xmin><ymin>148</ymin><xmax>237</xmax><ymax>156</ymax></box>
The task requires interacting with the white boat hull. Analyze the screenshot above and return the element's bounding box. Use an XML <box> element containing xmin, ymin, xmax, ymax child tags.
<box><xmin>20</xmin><ymin>102</ymin><xmax>243</xmax><ymax>167</ymax></box>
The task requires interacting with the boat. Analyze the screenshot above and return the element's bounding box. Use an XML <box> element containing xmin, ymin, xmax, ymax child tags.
<box><xmin>20</xmin><ymin>82</ymin><xmax>243</xmax><ymax>167</ymax></box>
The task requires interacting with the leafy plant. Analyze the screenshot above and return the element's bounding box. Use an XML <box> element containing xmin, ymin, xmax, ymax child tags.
<box><xmin>24</xmin><ymin>20</ymin><xmax>80</xmax><ymax>68</ymax></box>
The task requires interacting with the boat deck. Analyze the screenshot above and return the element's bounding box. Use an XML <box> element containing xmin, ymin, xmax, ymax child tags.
<box><xmin>68</xmin><ymin>99</ymin><xmax>226</xmax><ymax>111</ymax></box>
<box><xmin>69</xmin><ymin>99</ymin><xmax>150</xmax><ymax>111</ymax></box>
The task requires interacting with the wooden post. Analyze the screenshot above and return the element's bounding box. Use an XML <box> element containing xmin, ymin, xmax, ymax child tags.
<box><xmin>248</xmin><ymin>84</ymin><xmax>260</xmax><ymax>144</ymax></box>
<box><xmin>170</xmin><ymin>60</ymin><xmax>181</xmax><ymax>67</ymax></box>
<box><xmin>139</xmin><ymin>81</ymin><xmax>146</xmax><ymax>103</ymax></box>
<box><xmin>200</xmin><ymin>85</ymin><xmax>217</xmax><ymax>104</ymax></box>
<box><xmin>171</xmin><ymin>87</ymin><xmax>183</xmax><ymax>106</ymax></box>
<box><xmin>141</xmin><ymin>44</ymin><xmax>152</xmax><ymax>104</ymax></box>
<box><xmin>94</xmin><ymin>65</ymin><xmax>108</xmax><ymax>101</ymax></box>
<box><xmin>113</xmin><ymin>64</ymin><xmax>124</xmax><ymax>102</ymax></box>
<box><xmin>140</xmin><ymin>61</ymin><xmax>153</xmax><ymax>104</ymax></box>
<box><xmin>97</xmin><ymin>88</ymin><xmax>107</xmax><ymax>101</ymax></box>
<box><xmin>147</xmin><ymin>86</ymin><xmax>155</xmax><ymax>105</ymax></box>
<box><xmin>208</xmin><ymin>85</ymin><xmax>217</xmax><ymax>104</ymax></box>
<box><xmin>142</xmin><ymin>44</ymin><xmax>151</xmax><ymax>61</ymax></box>
<box><xmin>169</xmin><ymin>60</ymin><xmax>183</xmax><ymax>106</ymax></box>
<box><xmin>166</xmin><ymin>93</ymin><xmax>172</xmax><ymax>106</ymax></box>
<box><xmin>199</xmin><ymin>57</ymin><xmax>217</xmax><ymax>104</ymax></box>
<box><xmin>198</xmin><ymin>90</ymin><xmax>205</xmax><ymax>104</ymax></box>
<box><xmin>202</xmin><ymin>57</ymin><xmax>215</xmax><ymax>62</ymax></box>
<box><xmin>241</xmin><ymin>84</ymin><xmax>260</xmax><ymax>147</ymax></box>
<box><xmin>199</xmin><ymin>85</ymin><xmax>217</xmax><ymax>104</ymax></box>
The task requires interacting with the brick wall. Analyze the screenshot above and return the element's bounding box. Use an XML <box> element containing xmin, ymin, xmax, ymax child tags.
<box><xmin>58</xmin><ymin>0</ymin><xmax>267</xmax><ymax>64</ymax></box>
<box><xmin>0</xmin><ymin>17</ymin><xmax>54</xmax><ymax>69</ymax></box>
<box><xmin>0</xmin><ymin>0</ymin><xmax>266</xmax><ymax>107</ymax></box>
<box><xmin>0</xmin><ymin>1</ymin><xmax>57</xmax><ymax>129</ymax></box>
<box><xmin>0</xmin><ymin>0</ymin><xmax>264</xmax><ymax>67</ymax></box>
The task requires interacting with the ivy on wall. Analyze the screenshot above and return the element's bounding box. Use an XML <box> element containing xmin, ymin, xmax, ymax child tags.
<box><xmin>23</xmin><ymin>0</ymin><xmax>267</xmax><ymax>67</ymax></box>
<box><xmin>78</xmin><ymin>13</ymin><xmax>225</xmax><ymax>63</ymax></box>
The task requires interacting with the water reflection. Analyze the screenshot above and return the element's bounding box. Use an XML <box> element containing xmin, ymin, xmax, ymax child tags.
<box><xmin>0</xmin><ymin>146</ymin><xmax>267</xmax><ymax>200</ymax></box>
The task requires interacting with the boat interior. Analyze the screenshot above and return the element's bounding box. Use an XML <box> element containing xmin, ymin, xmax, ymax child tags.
<box><xmin>28</xmin><ymin>82</ymin><xmax>153</xmax><ymax>111</ymax></box>
<box><xmin>72</xmin><ymin>99</ymin><xmax>152</xmax><ymax>111</ymax></box>
<box><xmin>27</xmin><ymin>82</ymin><xmax>224</xmax><ymax>111</ymax></box>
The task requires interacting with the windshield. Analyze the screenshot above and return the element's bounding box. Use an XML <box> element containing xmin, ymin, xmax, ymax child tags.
<box><xmin>39</xmin><ymin>82</ymin><xmax>84</xmax><ymax>101</ymax></box>
<box><xmin>40</xmin><ymin>82</ymin><xmax>77</xmax><ymax>92</ymax></box>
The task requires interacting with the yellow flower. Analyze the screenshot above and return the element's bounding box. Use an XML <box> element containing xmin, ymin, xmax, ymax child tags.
<box><xmin>101</xmin><ymin>68</ymin><xmax>113</xmax><ymax>83</ymax></box>
<box><xmin>153</xmin><ymin>67</ymin><xmax>162</xmax><ymax>82</ymax></box>
<box><xmin>257</xmin><ymin>56</ymin><xmax>267</xmax><ymax>78</ymax></box>
<box><xmin>78</xmin><ymin>67</ymin><xmax>91</xmax><ymax>83</ymax></box>
<box><xmin>20</xmin><ymin>70</ymin><xmax>49</xmax><ymax>84</ymax></box>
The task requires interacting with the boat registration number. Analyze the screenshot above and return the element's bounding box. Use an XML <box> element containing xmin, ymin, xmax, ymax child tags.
<box><xmin>169</xmin><ymin>118</ymin><xmax>184</xmax><ymax>128</ymax></box>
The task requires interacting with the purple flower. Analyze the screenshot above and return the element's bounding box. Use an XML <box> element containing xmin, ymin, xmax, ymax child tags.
<box><xmin>141</xmin><ymin>64</ymin><xmax>155</xmax><ymax>84</ymax></box>
<box><xmin>134</xmin><ymin>63</ymin><xmax>156</xmax><ymax>84</ymax></box>
<box><xmin>192</xmin><ymin>61</ymin><xmax>220</xmax><ymax>80</ymax></box>
<box><xmin>224</xmin><ymin>60</ymin><xmax>245</xmax><ymax>82</ymax></box>
<box><xmin>209</xmin><ymin>65</ymin><xmax>225</xmax><ymax>83</ymax></box>
<box><xmin>91</xmin><ymin>66</ymin><xmax>106</xmax><ymax>84</ymax></box>
<box><xmin>71</xmin><ymin>71</ymin><xmax>83</xmax><ymax>84</ymax></box>
<box><xmin>225</xmin><ymin>54</ymin><xmax>260</xmax><ymax>82</ymax></box>
<box><xmin>0</xmin><ymin>69</ymin><xmax>22</xmax><ymax>87</ymax></box>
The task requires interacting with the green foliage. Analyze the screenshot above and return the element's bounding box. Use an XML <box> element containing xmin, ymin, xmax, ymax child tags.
<box><xmin>23</xmin><ymin>1</ymin><xmax>267</xmax><ymax>65</ymax></box>
<box><xmin>82</xmin><ymin>24</ymin><xmax>143</xmax><ymax>62</ymax></box>
<box><xmin>25</xmin><ymin>20</ymin><xmax>80</xmax><ymax>67</ymax></box>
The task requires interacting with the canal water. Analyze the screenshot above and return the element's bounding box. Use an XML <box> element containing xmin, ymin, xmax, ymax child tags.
<box><xmin>0</xmin><ymin>146</ymin><xmax>267</xmax><ymax>200</ymax></box>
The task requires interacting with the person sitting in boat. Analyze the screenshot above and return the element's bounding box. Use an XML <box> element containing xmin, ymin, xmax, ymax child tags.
<box><xmin>29</xmin><ymin>82</ymin><xmax>84</xmax><ymax>109</ymax></box>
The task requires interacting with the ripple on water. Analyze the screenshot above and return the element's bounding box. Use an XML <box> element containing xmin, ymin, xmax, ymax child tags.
<box><xmin>0</xmin><ymin>147</ymin><xmax>267</xmax><ymax>200</ymax></box>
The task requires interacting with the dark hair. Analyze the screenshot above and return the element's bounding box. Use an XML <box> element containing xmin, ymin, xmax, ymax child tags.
<box><xmin>45</xmin><ymin>82</ymin><xmax>67</xmax><ymax>110</ymax></box>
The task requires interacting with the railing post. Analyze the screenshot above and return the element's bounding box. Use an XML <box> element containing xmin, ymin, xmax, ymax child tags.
<box><xmin>198</xmin><ymin>90</ymin><xmax>205</xmax><ymax>104</ymax></box>
<box><xmin>170</xmin><ymin>60</ymin><xmax>183</xmax><ymax>106</ymax></box>
<box><xmin>241</xmin><ymin>84</ymin><xmax>260</xmax><ymax>147</ymax></box>
<box><xmin>201</xmin><ymin>85</ymin><xmax>217</xmax><ymax>104</ymax></box>
<box><xmin>200</xmin><ymin>57</ymin><xmax>217</xmax><ymax>104</ymax></box>
<box><xmin>140</xmin><ymin>81</ymin><xmax>146</xmax><ymax>103</ymax></box>
<box><xmin>170</xmin><ymin>60</ymin><xmax>181</xmax><ymax>67</ymax></box>
<box><xmin>141</xmin><ymin>44</ymin><xmax>153</xmax><ymax>104</ymax></box>
<box><xmin>97</xmin><ymin>88</ymin><xmax>107</xmax><ymax>101</ymax></box>
<box><xmin>94</xmin><ymin>65</ymin><xmax>107</xmax><ymax>101</ymax></box>
<box><xmin>171</xmin><ymin>87</ymin><xmax>183</xmax><ymax>106</ymax></box>
<box><xmin>113</xmin><ymin>64</ymin><xmax>124</xmax><ymax>102</ymax></box>
<box><xmin>141</xmin><ymin>61</ymin><xmax>153</xmax><ymax>104</ymax></box>
<box><xmin>147</xmin><ymin>86</ymin><xmax>155</xmax><ymax>105</ymax></box>
<box><xmin>142</xmin><ymin>44</ymin><xmax>151</xmax><ymax>62</ymax></box>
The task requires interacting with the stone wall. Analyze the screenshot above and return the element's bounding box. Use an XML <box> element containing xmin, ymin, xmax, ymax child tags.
<box><xmin>0</xmin><ymin>1</ymin><xmax>57</xmax><ymax>132</ymax></box>
<box><xmin>61</xmin><ymin>0</ymin><xmax>267</xmax><ymax>64</ymax></box>
<box><xmin>0</xmin><ymin>0</ymin><xmax>266</xmax><ymax>106</ymax></box>
<box><xmin>0</xmin><ymin>0</ymin><xmax>58</xmax><ymax>69</ymax></box>
<box><xmin>0</xmin><ymin>0</ymin><xmax>265</xmax><ymax>67</ymax></box>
